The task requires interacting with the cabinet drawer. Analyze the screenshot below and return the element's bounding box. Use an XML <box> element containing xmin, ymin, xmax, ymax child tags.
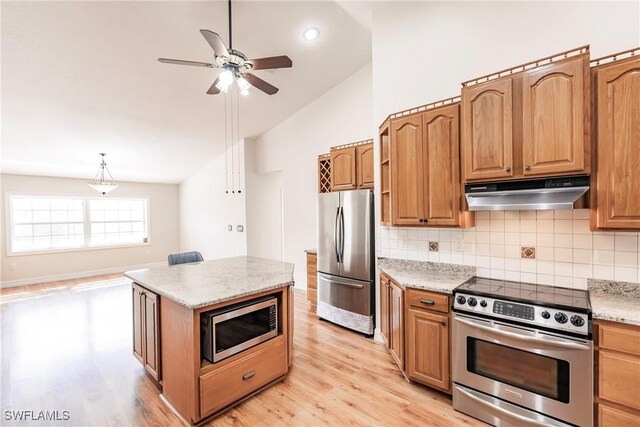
<box><xmin>599</xmin><ymin>350</ymin><xmax>640</xmax><ymax>411</ymax></box>
<box><xmin>598</xmin><ymin>403</ymin><xmax>640</xmax><ymax>427</ymax></box>
<box><xmin>405</xmin><ymin>288</ymin><xmax>449</xmax><ymax>313</ymax></box>
<box><xmin>599</xmin><ymin>322</ymin><xmax>640</xmax><ymax>356</ymax></box>
<box><xmin>200</xmin><ymin>339</ymin><xmax>287</xmax><ymax>418</ymax></box>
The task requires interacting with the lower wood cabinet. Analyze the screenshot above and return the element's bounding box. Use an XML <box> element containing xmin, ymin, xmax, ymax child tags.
<box><xmin>132</xmin><ymin>282</ymin><xmax>161</xmax><ymax>382</ymax></box>
<box><xmin>306</xmin><ymin>252</ymin><xmax>317</xmax><ymax>312</ymax></box>
<box><xmin>379</xmin><ymin>273</ymin><xmax>451</xmax><ymax>393</ymax></box>
<box><xmin>595</xmin><ymin>320</ymin><xmax>640</xmax><ymax>426</ymax></box>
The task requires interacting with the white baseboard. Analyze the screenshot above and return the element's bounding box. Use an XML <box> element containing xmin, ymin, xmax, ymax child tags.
<box><xmin>0</xmin><ymin>261</ymin><xmax>165</xmax><ymax>289</ymax></box>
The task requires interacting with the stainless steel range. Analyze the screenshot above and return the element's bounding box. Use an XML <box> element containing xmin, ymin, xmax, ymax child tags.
<box><xmin>452</xmin><ymin>277</ymin><xmax>593</xmax><ymax>427</ymax></box>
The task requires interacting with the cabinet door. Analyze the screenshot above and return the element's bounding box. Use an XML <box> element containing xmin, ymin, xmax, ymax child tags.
<box><xmin>379</xmin><ymin>275</ymin><xmax>390</xmax><ymax>346</ymax></box>
<box><xmin>522</xmin><ymin>55</ymin><xmax>589</xmax><ymax>176</ymax></box>
<box><xmin>356</xmin><ymin>143</ymin><xmax>374</xmax><ymax>189</ymax></box>
<box><xmin>144</xmin><ymin>291</ymin><xmax>161</xmax><ymax>381</ymax></box>
<box><xmin>389</xmin><ymin>281</ymin><xmax>404</xmax><ymax>370</ymax></box>
<box><xmin>330</xmin><ymin>147</ymin><xmax>357</xmax><ymax>191</ymax></box>
<box><xmin>599</xmin><ymin>350</ymin><xmax>640</xmax><ymax>411</ymax></box>
<box><xmin>598</xmin><ymin>403</ymin><xmax>640</xmax><ymax>427</ymax></box>
<box><xmin>391</xmin><ymin>114</ymin><xmax>425</xmax><ymax>225</ymax></box>
<box><xmin>406</xmin><ymin>308</ymin><xmax>450</xmax><ymax>392</ymax></box>
<box><xmin>306</xmin><ymin>253</ymin><xmax>317</xmax><ymax>308</ymax></box>
<box><xmin>461</xmin><ymin>78</ymin><xmax>514</xmax><ymax>181</ymax></box>
<box><xmin>132</xmin><ymin>284</ymin><xmax>144</xmax><ymax>364</ymax></box>
<box><xmin>423</xmin><ymin>104</ymin><xmax>460</xmax><ymax>226</ymax></box>
<box><xmin>594</xmin><ymin>57</ymin><xmax>640</xmax><ymax>229</ymax></box>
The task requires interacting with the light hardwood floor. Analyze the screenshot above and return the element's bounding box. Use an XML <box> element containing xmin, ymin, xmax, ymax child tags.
<box><xmin>1</xmin><ymin>275</ymin><xmax>484</xmax><ymax>426</ymax></box>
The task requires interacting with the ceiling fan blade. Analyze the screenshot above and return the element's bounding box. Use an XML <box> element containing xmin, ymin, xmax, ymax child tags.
<box><xmin>200</xmin><ymin>30</ymin><xmax>229</xmax><ymax>58</ymax></box>
<box><xmin>244</xmin><ymin>73</ymin><xmax>279</xmax><ymax>95</ymax></box>
<box><xmin>158</xmin><ymin>58</ymin><xmax>213</xmax><ymax>68</ymax></box>
<box><xmin>207</xmin><ymin>77</ymin><xmax>221</xmax><ymax>95</ymax></box>
<box><xmin>248</xmin><ymin>55</ymin><xmax>293</xmax><ymax>70</ymax></box>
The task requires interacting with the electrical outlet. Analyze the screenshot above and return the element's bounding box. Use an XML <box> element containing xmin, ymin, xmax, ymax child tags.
<box><xmin>228</xmin><ymin>225</ymin><xmax>233</xmax><ymax>231</ymax></box>
<box><xmin>399</xmin><ymin>236</ymin><xmax>409</xmax><ymax>249</ymax></box>
<box><xmin>454</xmin><ymin>240</ymin><xmax>464</xmax><ymax>252</ymax></box>
<box><xmin>9</xmin><ymin>263</ymin><xmax>16</xmax><ymax>271</ymax></box>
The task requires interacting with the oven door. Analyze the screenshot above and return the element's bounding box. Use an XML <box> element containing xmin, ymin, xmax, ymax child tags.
<box><xmin>452</xmin><ymin>313</ymin><xmax>593</xmax><ymax>427</ymax></box>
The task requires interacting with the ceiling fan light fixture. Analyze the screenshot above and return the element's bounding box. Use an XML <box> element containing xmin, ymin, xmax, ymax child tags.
<box><xmin>303</xmin><ymin>27</ymin><xmax>319</xmax><ymax>41</ymax></box>
<box><xmin>216</xmin><ymin>69</ymin><xmax>234</xmax><ymax>93</ymax></box>
<box><xmin>237</xmin><ymin>76</ymin><xmax>251</xmax><ymax>95</ymax></box>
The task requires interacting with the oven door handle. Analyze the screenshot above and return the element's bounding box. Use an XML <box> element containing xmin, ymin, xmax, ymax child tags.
<box><xmin>456</xmin><ymin>386</ymin><xmax>554</xmax><ymax>427</ymax></box>
<box><xmin>455</xmin><ymin>316</ymin><xmax>590</xmax><ymax>350</ymax></box>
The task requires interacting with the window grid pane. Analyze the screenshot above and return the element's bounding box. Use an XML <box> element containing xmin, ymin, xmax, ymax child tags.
<box><xmin>9</xmin><ymin>196</ymin><xmax>148</xmax><ymax>254</ymax></box>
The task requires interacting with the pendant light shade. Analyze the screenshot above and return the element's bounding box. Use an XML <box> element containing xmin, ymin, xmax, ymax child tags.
<box><xmin>89</xmin><ymin>153</ymin><xmax>118</xmax><ymax>195</ymax></box>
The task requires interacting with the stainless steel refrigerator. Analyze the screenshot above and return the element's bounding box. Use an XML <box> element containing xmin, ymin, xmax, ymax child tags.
<box><xmin>317</xmin><ymin>189</ymin><xmax>374</xmax><ymax>336</ymax></box>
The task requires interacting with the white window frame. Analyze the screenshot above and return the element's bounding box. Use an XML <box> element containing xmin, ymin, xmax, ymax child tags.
<box><xmin>5</xmin><ymin>192</ymin><xmax>151</xmax><ymax>257</ymax></box>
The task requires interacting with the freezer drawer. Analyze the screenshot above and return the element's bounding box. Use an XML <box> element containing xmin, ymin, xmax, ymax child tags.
<box><xmin>317</xmin><ymin>273</ymin><xmax>374</xmax><ymax>335</ymax></box>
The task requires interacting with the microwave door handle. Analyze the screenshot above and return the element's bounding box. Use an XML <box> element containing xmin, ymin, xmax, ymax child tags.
<box><xmin>455</xmin><ymin>316</ymin><xmax>590</xmax><ymax>350</ymax></box>
<box><xmin>456</xmin><ymin>387</ymin><xmax>550</xmax><ymax>427</ymax></box>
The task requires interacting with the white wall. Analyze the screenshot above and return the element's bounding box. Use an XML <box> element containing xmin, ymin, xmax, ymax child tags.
<box><xmin>371</xmin><ymin>2</ymin><xmax>640</xmax><ymax>289</ymax></box>
<box><xmin>0</xmin><ymin>173</ymin><xmax>180</xmax><ymax>285</ymax></box>
<box><xmin>250</xmin><ymin>63</ymin><xmax>373</xmax><ymax>288</ymax></box>
<box><xmin>179</xmin><ymin>144</ymin><xmax>247</xmax><ymax>259</ymax></box>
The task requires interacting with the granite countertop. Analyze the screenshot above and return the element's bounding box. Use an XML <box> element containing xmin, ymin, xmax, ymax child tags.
<box><xmin>124</xmin><ymin>256</ymin><xmax>295</xmax><ymax>309</ymax></box>
<box><xmin>305</xmin><ymin>249</ymin><xmax>317</xmax><ymax>254</ymax></box>
<box><xmin>588</xmin><ymin>279</ymin><xmax>640</xmax><ymax>326</ymax></box>
<box><xmin>378</xmin><ymin>258</ymin><xmax>475</xmax><ymax>294</ymax></box>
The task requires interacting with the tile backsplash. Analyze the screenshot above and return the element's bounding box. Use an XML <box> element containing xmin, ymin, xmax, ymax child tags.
<box><xmin>377</xmin><ymin>209</ymin><xmax>640</xmax><ymax>290</ymax></box>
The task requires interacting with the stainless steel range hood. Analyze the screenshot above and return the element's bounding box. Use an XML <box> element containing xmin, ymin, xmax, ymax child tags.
<box><xmin>465</xmin><ymin>175</ymin><xmax>590</xmax><ymax>211</ymax></box>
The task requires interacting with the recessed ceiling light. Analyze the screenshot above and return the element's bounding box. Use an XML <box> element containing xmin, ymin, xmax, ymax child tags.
<box><xmin>303</xmin><ymin>27</ymin><xmax>319</xmax><ymax>41</ymax></box>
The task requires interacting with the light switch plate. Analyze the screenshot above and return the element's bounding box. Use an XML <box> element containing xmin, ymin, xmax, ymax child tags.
<box><xmin>228</xmin><ymin>225</ymin><xmax>233</xmax><ymax>231</ymax></box>
<box><xmin>237</xmin><ymin>225</ymin><xmax>244</xmax><ymax>232</ymax></box>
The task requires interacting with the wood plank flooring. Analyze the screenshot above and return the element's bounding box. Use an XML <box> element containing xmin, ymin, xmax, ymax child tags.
<box><xmin>1</xmin><ymin>275</ymin><xmax>484</xmax><ymax>426</ymax></box>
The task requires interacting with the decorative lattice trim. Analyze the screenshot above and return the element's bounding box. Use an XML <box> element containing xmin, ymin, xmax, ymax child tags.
<box><xmin>330</xmin><ymin>139</ymin><xmax>374</xmax><ymax>151</ymax></box>
<box><xmin>378</xmin><ymin>96</ymin><xmax>461</xmax><ymax>130</ymax></box>
<box><xmin>318</xmin><ymin>158</ymin><xmax>332</xmax><ymax>193</ymax></box>
<box><xmin>591</xmin><ymin>47</ymin><xmax>639</xmax><ymax>67</ymax></box>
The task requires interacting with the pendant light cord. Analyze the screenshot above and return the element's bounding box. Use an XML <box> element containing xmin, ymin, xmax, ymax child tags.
<box><xmin>228</xmin><ymin>0</ymin><xmax>232</xmax><ymax>50</ymax></box>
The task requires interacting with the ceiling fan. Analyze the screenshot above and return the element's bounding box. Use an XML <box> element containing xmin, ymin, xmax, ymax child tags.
<box><xmin>158</xmin><ymin>0</ymin><xmax>292</xmax><ymax>95</ymax></box>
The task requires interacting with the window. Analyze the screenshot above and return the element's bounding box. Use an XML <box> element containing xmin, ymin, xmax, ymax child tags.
<box><xmin>8</xmin><ymin>195</ymin><xmax>148</xmax><ymax>254</ymax></box>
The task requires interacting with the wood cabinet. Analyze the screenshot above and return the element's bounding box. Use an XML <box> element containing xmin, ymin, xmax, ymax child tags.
<box><xmin>380</xmin><ymin>126</ymin><xmax>391</xmax><ymax>226</ymax></box>
<box><xmin>330</xmin><ymin>146</ymin><xmax>357</xmax><ymax>191</ymax></box>
<box><xmin>379</xmin><ymin>274</ymin><xmax>390</xmax><ymax>345</ymax></box>
<box><xmin>461</xmin><ymin>50</ymin><xmax>590</xmax><ymax>182</ymax></box>
<box><xmin>132</xmin><ymin>282</ymin><xmax>161</xmax><ymax>382</ymax></box>
<box><xmin>356</xmin><ymin>143</ymin><xmax>374</xmax><ymax>189</ymax></box>
<box><xmin>591</xmin><ymin>55</ymin><xmax>640</xmax><ymax>230</ymax></box>
<box><xmin>522</xmin><ymin>55</ymin><xmax>589</xmax><ymax>176</ymax></box>
<box><xmin>405</xmin><ymin>288</ymin><xmax>450</xmax><ymax>393</ymax></box>
<box><xmin>389</xmin><ymin>280</ymin><xmax>404</xmax><ymax>370</ymax></box>
<box><xmin>306</xmin><ymin>252</ymin><xmax>317</xmax><ymax>311</ymax></box>
<box><xmin>388</xmin><ymin>102</ymin><xmax>470</xmax><ymax>227</ymax></box>
<box><xmin>461</xmin><ymin>78</ymin><xmax>514</xmax><ymax>181</ymax></box>
<box><xmin>595</xmin><ymin>320</ymin><xmax>640</xmax><ymax>426</ymax></box>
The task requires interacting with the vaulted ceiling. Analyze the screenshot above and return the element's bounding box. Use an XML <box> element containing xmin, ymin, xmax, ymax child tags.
<box><xmin>1</xmin><ymin>1</ymin><xmax>371</xmax><ymax>183</ymax></box>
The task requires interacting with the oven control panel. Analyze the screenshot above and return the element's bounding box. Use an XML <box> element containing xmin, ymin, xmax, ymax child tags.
<box><xmin>453</xmin><ymin>293</ymin><xmax>589</xmax><ymax>336</ymax></box>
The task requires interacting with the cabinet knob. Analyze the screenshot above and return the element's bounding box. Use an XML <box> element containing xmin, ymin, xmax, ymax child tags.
<box><xmin>441</xmin><ymin>321</ymin><xmax>447</xmax><ymax>327</ymax></box>
<box><xmin>524</xmin><ymin>164</ymin><xmax>531</xmax><ymax>171</ymax></box>
<box><xmin>419</xmin><ymin>219</ymin><xmax>424</xmax><ymax>223</ymax></box>
<box><xmin>505</xmin><ymin>166</ymin><xmax>511</xmax><ymax>172</ymax></box>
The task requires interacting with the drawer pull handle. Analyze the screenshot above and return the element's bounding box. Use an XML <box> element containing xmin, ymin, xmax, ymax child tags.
<box><xmin>420</xmin><ymin>299</ymin><xmax>435</xmax><ymax>305</ymax></box>
<box><xmin>242</xmin><ymin>371</ymin><xmax>256</xmax><ymax>381</ymax></box>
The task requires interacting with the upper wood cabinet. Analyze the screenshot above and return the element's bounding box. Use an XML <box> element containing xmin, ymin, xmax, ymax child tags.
<box><xmin>461</xmin><ymin>49</ymin><xmax>591</xmax><ymax>182</ymax></box>
<box><xmin>592</xmin><ymin>54</ymin><xmax>640</xmax><ymax>230</ymax></box>
<box><xmin>330</xmin><ymin>146</ymin><xmax>357</xmax><ymax>191</ymax></box>
<box><xmin>461</xmin><ymin>78</ymin><xmax>514</xmax><ymax>181</ymax></box>
<box><xmin>356</xmin><ymin>143</ymin><xmax>374</xmax><ymax>189</ymax></box>
<box><xmin>388</xmin><ymin>102</ymin><xmax>471</xmax><ymax>227</ymax></box>
<box><xmin>391</xmin><ymin>114</ymin><xmax>425</xmax><ymax>225</ymax></box>
<box><xmin>522</xmin><ymin>55</ymin><xmax>590</xmax><ymax>176</ymax></box>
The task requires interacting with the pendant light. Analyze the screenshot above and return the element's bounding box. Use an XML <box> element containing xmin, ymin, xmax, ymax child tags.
<box><xmin>89</xmin><ymin>153</ymin><xmax>118</xmax><ymax>195</ymax></box>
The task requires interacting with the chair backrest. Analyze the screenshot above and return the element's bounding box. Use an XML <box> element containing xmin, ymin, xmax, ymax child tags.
<box><xmin>168</xmin><ymin>251</ymin><xmax>204</xmax><ymax>266</ymax></box>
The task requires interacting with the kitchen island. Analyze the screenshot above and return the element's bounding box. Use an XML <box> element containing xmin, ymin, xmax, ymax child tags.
<box><xmin>124</xmin><ymin>256</ymin><xmax>295</xmax><ymax>425</ymax></box>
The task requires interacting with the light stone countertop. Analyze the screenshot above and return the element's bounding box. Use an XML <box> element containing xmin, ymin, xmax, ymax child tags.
<box><xmin>125</xmin><ymin>256</ymin><xmax>295</xmax><ymax>309</ymax></box>
<box><xmin>378</xmin><ymin>258</ymin><xmax>475</xmax><ymax>294</ymax></box>
<box><xmin>588</xmin><ymin>279</ymin><xmax>640</xmax><ymax>326</ymax></box>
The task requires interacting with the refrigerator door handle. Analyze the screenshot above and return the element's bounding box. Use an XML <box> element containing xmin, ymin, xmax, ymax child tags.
<box><xmin>339</xmin><ymin>207</ymin><xmax>345</xmax><ymax>263</ymax></box>
<box><xmin>334</xmin><ymin>207</ymin><xmax>341</xmax><ymax>263</ymax></box>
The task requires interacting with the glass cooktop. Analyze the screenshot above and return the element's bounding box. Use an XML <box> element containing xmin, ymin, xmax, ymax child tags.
<box><xmin>455</xmin><ymin>277</ymin><xmax>591</xmax><ymax>313</ymax></box>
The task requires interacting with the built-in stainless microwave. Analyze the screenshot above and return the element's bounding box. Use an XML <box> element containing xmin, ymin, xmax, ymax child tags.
<box><xmin>201</xmin><ymin>296</ymin><xmax>278</xmax><ymax>363</ymax></box>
